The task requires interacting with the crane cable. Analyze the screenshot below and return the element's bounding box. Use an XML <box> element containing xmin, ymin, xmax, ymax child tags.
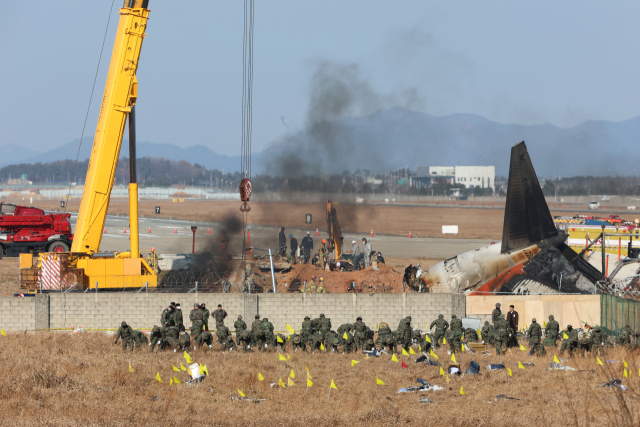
<box><xmin>240</xmin><ymin>0</ymin><xmax>254</xmax><ymax>262</ymax></box>
<box><xmin>64</xmin><ymin>0</ymin><xmax>117</xmax><ymax>216</ymax></box>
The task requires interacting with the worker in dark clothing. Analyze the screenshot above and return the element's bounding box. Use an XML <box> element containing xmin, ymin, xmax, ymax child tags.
<box><xmin>279</xmin><ymin>227</ymin><xmax>287</xmax><ymax>256</ymax></box>
<box><xmin>301</xmin><ymin>231</ymin><xmax>314</xmax><ymax>264</ymax></box>
<box><xmin>289</xmin><ymin>234</ymin><xmax>298</xmax><ymax>265</ymax></box>
<box><xmin>506</xmin><ymin>305</ymin><xmax>519</xmax><ymax>347</ymax></box>
<box><xmin>376</xmin><ymin>252</ymin><xmax>385</xmax><ymax>264</ymax></box>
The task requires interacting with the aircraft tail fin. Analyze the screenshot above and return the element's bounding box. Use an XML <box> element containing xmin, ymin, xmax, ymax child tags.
<box><xmin>501</xmin><ymin>141</ymin><xmax>557</xmax><ymax>253</ymax></box>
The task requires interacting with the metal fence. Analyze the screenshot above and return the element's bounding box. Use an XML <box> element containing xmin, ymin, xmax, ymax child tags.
<box><xmin>600</xmin><ymin>293</ymin><xmax>640</xmax><ymax>335</ymax></box>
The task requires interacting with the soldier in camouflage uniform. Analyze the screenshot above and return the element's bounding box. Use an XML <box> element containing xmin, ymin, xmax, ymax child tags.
<box><xmin>342</xmin><ymin>330</ymin><xmax>356</xmax><ymax>353</ymax></box>
<box><xmin>362</xmin><ymin>338</ymin><xmax>375</xmax><ymax>353</ymax></box>
<box><xmin>337</xmin><ymin>323</ymin><xmax>353</xmax><ymax>339</ymax></box>
<box><xmin>161</xmin><ymin>305</ymin><xmax>174</xmax><ymax>327</ymax></box>
<box><xmin>223</xmin><ymin>335</ymin><xmax>237</xmax><ymax>352</ymax></box>
<box><xmin>149</xmin><ymin>325</ymin><xmax>163</xmax><ymax>352</ymax></box>
<box><xmin>590</xmin><ymin>326</ymin><xmax>605</xmax><ymax>355</ymax></box>
<box><xmin>201</xmin><ymin>303</ymin><xmax>211</xmax><ymax>331</ymax></box>
<box><xmin>317</xmin><ymin>313</ymin><xmax>332</xmax><ymax>342</ymax></box>
<box><xmin>528</xmin><ymin>318</ymin><xmax>545</xmax><ymax>356</ymax></box>
<box><xmin>179</xmin><ymin>331</ymin><xmax>191</xmax><ymax>350</ymax></box>
<box><xmin>189</xmin><ymin>304</ymin><xmax>205</xmax><ymax>341</ymax></box>
<box><xmin>309</xmin><ymin>331</ymin><xmax>324</xmax><ymax>353</ymax></box>
<box><xmin>213</xmin><ymin>304</ymin><xmax>227</xmax><ymax>328</ymax></box>
<box><xmin>353</xmin><ymin>316</ymin><xmax>366</xmax><ymax>348</ymax></box>
<box><xmin>492</xmin><ymin>303</ymin><xmax>502</xmax><ymax>325</ymax></box>
<box><xmin>251</xmin><ymin>314</ymin><xmax>262</xmax><ymax>347</ymax></box>
<box><xmin>163</xmin><ymin>320</ymin><xmax>180</xmax><ymax>351</ymax></box>
<box><xmin>629</xmin><ymin>332</ymin><xmax>640</xmax><ymax>352</ymax></box>
<box><xmin>543</xmin><ymin>315</ymin><xmax>560</xmax><ymax>347</ymax></box>
<box><xmin>398</xmin><ymin>317</ymin><xmax>413</xmax><ymax>352</ymax></box>
<box><xmin>237</xmin><ymin>329</ymin><xmax>252</xmax><ymax>352</ymax></box>
<box><xmin>578</xmin><ymin>327</ymin><xmax>592</xmax><ymax>357</ymax></box>
<box><xmin>325</xmin><ymin>331</ymin><xmax>341</xmax><ymax>352</ymax></box>
<box><xmin>257</xmin><ymin>318</ymin><xmax>274</xmax><ymax>351</ymax></box>
<box><xmin>429</xmin><ymin>314</ymin><xmax>449</xmax><ymax>348</ymax></box>
<box><xmin>481</xmin><ymin>321</ymin><xmax>493</xmax><ymax>345</ymax></box>
<box><xmin>494</xmin><ymin>314</ymin><xmax>509</xmax><ymax>355</ymax></box>
<box><xmin>558</xmin><ymin>325</ymin><xmax>578</xmax><ymax>357</ymax></box>
<box><xmin>133</xmin><ymin>329</ymin><xmax>148</xmax><ymax>348</ymax></box>
<box><xmin>444</xmin><ymin>329</ymin><xmax>457</xmax><ymax>354</ymax></box>
<box><xmin>291</xmin><ymin>333</ymin><xmax>304</xmax><ymax>351</ymax></box>
<box><xmin>616</xmin><ymin>324</ymin><xmax>633</xmax><ymax>348</ymax></box>
<box><xmin>300</xmin><ymin>316</ymin><xmax>313</xmax><ymax>352</ymax></box>
<box><xmin>216</xmin><ymin>325</ymin><xmax>231</xmax><ymax>349</ymax></box>
<box><xmin>114</xmin><ymin>321</ymin><xmax>134</xmax><ymax>351</ymax></box>
<box><xmin>172</xmin><ymin>303</ymin><xmax>185</xmax><ymax>332</ymax></box>
<box><xmin>196</xmin><ymin>330</ymin><xmax>214</xmax><ymax>349</ymax></box>
<box><xmin>465</xmin><ymin>327</ymin><xmax>478</xmax><ymax>343</ymax></box>
<box><xmin>376</xmin><ymin>323</ymin><xmax>397</xmax><ymax>354</ymax></box>
<box><xmin>234</xmin><ymin>315</ymin><xmax>247</xmax><ymax>333</ymax></box>
<box><xmin>275</xmin><ymin>333</ymin><xmax>288</xmax><ymax>351</ymax></box>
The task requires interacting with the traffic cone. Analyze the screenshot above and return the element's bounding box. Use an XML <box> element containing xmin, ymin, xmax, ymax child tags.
<box><xmin>207</xmin><ymin>227</ymin><xmax>211</xmax><ymax>235</ymax></box>
<box><xmin>370</xmin><ymin>229</ymin><xmax>374</xmax><ymax>237</ymax></box>
<box><xmin>408</xmin><ymin>231</ymin><xmax>412</xmax><ymax>238</ymax></box>
<box><xmin>174</xmin><ymin>227</ymin><xmax>177</xmax><ymax>234</ymax></box>
<box><xmin>103</xmin><ymin>228</ymin><xmax>107</xmax><ymax>234</ymax></box>
<box><xmin>315</xmin><ymin>228</ymin><xmax>319</xmax><ymax>236</ymax></box>
<box><xmin>148</xmin><ymin>227</ymin><xmax>151</xmax><ymax>234</ymax></box>
<box><xmin>123</xmin><ymin>227</ymin><xmax>127</xmax><ymax>234</ymax></box>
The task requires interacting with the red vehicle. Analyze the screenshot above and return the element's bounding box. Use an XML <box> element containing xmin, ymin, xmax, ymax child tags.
<box><xmin>0</xmin><ymin>203</ymin><xmax>73</xmax><ymax>258</ymax></box>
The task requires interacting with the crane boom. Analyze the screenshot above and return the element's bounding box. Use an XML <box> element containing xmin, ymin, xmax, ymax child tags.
<box><xmin>72</xmin><ymin>1</ymin><xmax>149</xmax><ymax>254</ymax></box>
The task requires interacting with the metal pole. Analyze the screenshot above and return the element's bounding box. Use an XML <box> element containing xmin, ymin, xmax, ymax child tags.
<box><xmin>268</xmin><ymin>249</ymin><xmax>276</xmax><ymax>293</ymax></box>
<box><xmin>146</xmin><ymin>281</ymin><xmax>148</xmax><ymax>293</ymax></box>
<box><xmin>195</xmin><ymin>281</ymin><xmax>198</xmax><ymax>294</ymax></box>
<box><xmin>95</xmin><ymin>281</ymin><xmax>98</xmax><ymax>293</ymax></box>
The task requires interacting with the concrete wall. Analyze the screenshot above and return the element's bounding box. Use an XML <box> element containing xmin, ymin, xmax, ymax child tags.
<box><xmin>466</xmin><ymin>295</ymin><xmax>601</xmax><ymax>328</ymax></box>
<box><xmin>0</xmin><ymin>292</ymin><xmax>465</xmax><ymax>332</ymax></box>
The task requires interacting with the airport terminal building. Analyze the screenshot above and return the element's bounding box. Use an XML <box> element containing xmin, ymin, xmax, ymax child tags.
<box><xmin>415</xmin><ymin>165</ymin><xmax>496</xmax><ymax>192</ymax></box>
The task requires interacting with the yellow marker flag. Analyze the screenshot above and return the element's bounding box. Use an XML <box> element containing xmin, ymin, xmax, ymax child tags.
<box><xmin>520</xmin><ymin>328</ymin><xmax>524</xmax><ymax>334</ymax></box>
<box><xmin>343</xmin><ymin>332</ymin><xmax>349</xmax><ymax>340</ymax></box>
<box><xmin>375</xmin><ymin>323</ymin><xmax>379</xmax><ymax>331</ymax></box>
<box><xmin>279</xmin><ymin>378</ymin><xmax>286</xmax><ymax>388</ymax></box>
<box><xmin>288</xmin><ymin>377</ymin><xmax>295</xmax><ymax>386</ymax></box>
<box><xmin>440</xmin><ymin>366</ymin><xmax>445</xmax><ymax>376</ymax></box>
<box><xmin>524</xmin><ymin>322</ymin><xmax>528</xmax><ymax>330</ymax></box>
<box><xmin>155</xmin><ymin>372</ymin><xmax>163</xmax><ymax>383</ymax></box>
<box><xmin>623</xmin><ymin>360</ymin><xmax>629</xmax><ymax>368</ymax></box>
<box><xmin>320</xmin><ymin>343</ymin><xmax>325</xmax><ymax>351</ymax></box>
<box><xmin>446</xmin><ymin>375</ymin><xmax>450</xmax><ymax>383</ymax></box>
<box><xmin>198</xmin><ymin>364</ymin><xmax>204</xmax><ymax>376</ymax></box>
<box><xmin>238</xmin><ymin>389</ymin><xmax>245</xmax><ymax>398</ymax></box>
<box><xmin>477</xmin><ymin>328</ymin><xmax>481</xmax><ymax>336</ymax></box>
<box><xmin>330</xmin><ymin>379</ymin><xmax>338</xmax><ymax>390</ymax></box>
<box><xmin>518</xmin><ymin>361</ymin><xmax>525</xmax><ymax>370</ymax></box>
<box><xmin>623</xmin><ymin>369</ymin><xmax>628</xmax><ymax>378</ymax></box>
<box><xmin>287</xmin><ymin>354</ymin><xmax>292</xmax><ymax>360</ymax></box>
<box><xmin>365</xmin><ymin>355</ymin><xmax>370</xmax><ymax>360</ymax></box>
<box><xmin>507</xmin><ymin>367</ymin><xmax>512</xmax><ymax>377</ymax></box>
<box><xmin>1</xmin><ymin>329</ymin><xmax>6</xmax><ymax>336</ymax></box>
<box><xmin>451</xmin><ymin>354</ymin><xmax>457</xmax><ymax>363</ymax></box>
<box><xmin>203</xmin><ymin>324</ymin><xmax>206</xmax><ymax>331</ymax></box>
<box><xmin>376</xmin><ymin>377</ymin><xmax>385</xmax><ymax>385</ymax></box>
<box><xmin>402</xmin><ymin>348</ymin><xmax>409</xmax><ymax>356</ymax></box>
<box><xmin>129</xmin><ymin>364</ymin><xmax>135</xmax><ymax>373</ymax></box>
<box><xmin>596</xmin><ymin>357</ymin><xmax>604</xmax><ymax>366</ymax></box>
<box><xmin>172</xmin><ymin>364</ymin><xmax>180</xmax><ymax>372</ymax></box>
<box><xmin>258</xmin><ymin>372</ymin><xmax>265</xmax><ymax>381</ymax></box>
<box><xmin>290</xmin><ymin>370</ymin><xmax>295</xmax><ymax>379</ymax></box>
<box><xmin>277</xmin><ymin>335</ymin><xmax>284</xmax><ymax>343</ymax></box>
<box><xmin>307</xmin><ymin>378</ymin><xmax>313</xmax><ymax>387</ymax></box>
<box><xmin>203</xmin><ymin>365</ymin><xmax>209</xmax><ymax>376</ymax></box>
<box><xmin>519</xmin><ymin>344</ymin><xmax>526</xmax><ymax>351</ymax></box>
<box><xmin>430</xmin><ymin>349</ymin><xmax>439</xmax><ymax>359</ymax></box>
<box><xmin>287</xmin><ymin>323</ymin><xmax>295</xmax><ymax>334</ymax></box>
<box><xmin>305</xmin><ymin>364</ymin><xmax>309</xmax><ymax>371</ymax></box>
<box><xmin>442</xmin><ymin>337</ymin><xmax>447</xmax><ymax>345</ymax></box>
<box><xmin>460</xmin><ymin>386</ymin><xmax>466</xmax><ymax>395</ymax></box>
<box><xmin>410</xmin><ymin>347</ymin><xmax>416</xmax><ymax>355</ymax></box>
<box><xmin>553</xmin><ymin>355</ymin><xmax>560</xmax><ymax>364</ymax></box>
<box><xmin>638</xmin><ymin>368</ymin><xmax>640</xmax><ymax>377</ymax></box>
<box><xmin>351</xmin><ymin>360</ymin><xmax>360</xmax><ymax>367</ymax></box>
<box><xmin>419</xmin><ymin>344</ymin><xmax>423</xmax><ymax>353</ymax></box>
<box><xmin>170</xmin><ymin>378</ymin><xmax>174</xmax><ymax>386</ymax></box>
<box><xmin>543</xmin><ymin>321</ymin><xmax>547</xmax><ymax>328</ymax></box>
<box><xmin>562</xmin><ymin>332</ymin><xmax>569</xmax><ymax>340</ymax></box>
<box><xmin>425</xmin><ymin>335</ymin><xmax>432</xmax><ymax>344</ymax></box>
<box><xmin>307</xmin><ymin>370</ymin><xmax>312</xmax><ymax>379</ymax></box>
<box><xmin>174</xmin><ymin>376</ymin><xmax>181</xmax><ymax>384</ymax></box>
<box><xmin>278</xmin><ymin>353</ymin><xmax>287</xmax><ymax>362</ymax></box>
<box><xmin>184</xmin><ymin>351</ymin><xmax>193</xmax><ymax>364</ymax></box>
<box><xmin>391</xmin><ymin>353</ymin><xmax>399</xmax><ymax>363</ymax></box>
<box><xmin>461</xmin><ymin>343</ymin><xmax>465</xmax><ymax>352</ymax></box>
<box><xmin>180</xmin><ymin>362</ymin><xmax>187</xmax><ymax>372</ymax></box>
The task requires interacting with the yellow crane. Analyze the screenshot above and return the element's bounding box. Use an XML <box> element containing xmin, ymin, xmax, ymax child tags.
<box><xmin>27</xmin><ymin>0</ymin><xmax>156</xmax><ymax>290</ymax></box>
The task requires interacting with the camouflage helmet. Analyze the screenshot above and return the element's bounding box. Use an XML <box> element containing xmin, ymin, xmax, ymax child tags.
<box><xmin>496</xmin><ymin>302</ymin><xmax>501</xmax><ymax>307</ymax></box>
<box><xmin>366</xmin><ymin>338</ymin><xmax>374</xmax><ymax>344</ymax></box>
<box><xmin>438</xmin><ymin>314</ymin><xmax>444</xmax><ymax>319</ymax></box>
<box><xmin>152</xmin><ymin>325</ymin><xmax>160</xmax><ymax>333</ymax></box>
<box><xmin>451</xmin><ymin>314</ymin><xmax>456</xmax><ymax>318</ymax></box>
<box><xmin>549</xmin><ymin>315</ymin><xmax>554</xmax><ymax>320</ymax></box>
<box><xmin>484</xmin><ymin>321</ymin><xmax>489</xmax><ymax>325</ymax></box>
<box><xmin>532</xmin><ymin>318</ymin><xmax>537</xmax><ymax>322</ymax></box>
<box><xmin>567</xmin><ymin>324</ymin><xmax>572</xmax><ymax>329</ymax></box>
<box><xmin>255</xmin><ymin>314</ymin><xmax>260</xmax><ymax>319</ymax></box>
<box><xmin>238</xmin><ymin>315</ymin><xmax>243</xmax><ymax>319</ymax></box>
<box><xmin>356</xmin><ymin>316</ymin><xmax>362</xmax><ymax>321</ymax></box>
<box><xmin>304</xmin><ymin>316</ymin><xmax>310</xmax><ymax>320</ymax></box>
<box><xmin>293</xmin><ymin>335</ymin><xmax>301</xmax><ymax>344</ymax></box>
<box><xmin>121</xmin><ymin>321</ymin><xmax>127</xmax><ymax>327</ymax></box>
<box><xmin>263</xmin><ymin>318</ymin><xmax>268</xmax><ymax>322</ymax></box>
<box><xmin>593</xmin><ymin>325</ymin><xmax>601</xmax><ymax>331</ymax></box>
<box><xmin>320</xmin><ymin>313</ymin><xmax>325</xmax><ymax>318</ymax></box>
<box><xmin>499</xmin><ymin>314</ymin><xmax>505</xmax><ymax>318</ymax></box>
<box><xmin>407</xmin><ymin>316</ymin><xmax>412</xmax><ymax>321</ymax></box>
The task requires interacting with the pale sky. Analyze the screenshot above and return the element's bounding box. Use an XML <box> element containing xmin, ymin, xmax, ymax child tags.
<box><xmin>1</xmin><ymin>1</ymin><xmax>639</xmax><ymax>156</ymax></box>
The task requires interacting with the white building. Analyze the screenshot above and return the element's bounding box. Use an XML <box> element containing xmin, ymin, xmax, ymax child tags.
<box><xmin>427</xmin><ymin>165</ymin><xmax>495</xmax><ymax>192</ymax></box>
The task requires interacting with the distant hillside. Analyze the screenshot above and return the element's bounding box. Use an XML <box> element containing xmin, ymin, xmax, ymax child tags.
<box><xmin>0</xmin><ymin>143</ymin><xmax>41</xmax><ymax>166</ymax></box>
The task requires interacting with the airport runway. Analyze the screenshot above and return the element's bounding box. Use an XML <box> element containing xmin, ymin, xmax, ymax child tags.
<box><xmin>70</xmin><ymin>214</ymin><xmax>493</xmax><ymax>259</ymax></box>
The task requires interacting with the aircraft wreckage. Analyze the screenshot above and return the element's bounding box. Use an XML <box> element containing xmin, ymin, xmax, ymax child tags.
<box><xmin>417</xmin><ymin>141</ymin><xmax>603</xmax><ymax>295</ymax></box>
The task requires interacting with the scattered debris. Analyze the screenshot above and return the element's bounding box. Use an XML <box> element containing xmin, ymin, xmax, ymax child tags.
<box><xmin>72</xmin><ymin>327</ymin><xmax>86</xmax><ymax>335</ymax></box>
<box><xmin>398</xmin><ymin>378</ymin><xmax>444</xmax><ymax>393</ymax></box>
<box><xmin>447</xmin><ymin>365</ymin><xmax>462</xmax><ymax>375</ymax></box>
<box><xmin>486</xmin><ymin>364</ymin><xmax>505</xmax><ymax>371</ymax></box>
<box><xmin>420</xmin><ymin>397</ymin><xmax>435</xmax><ymax>404</ymax></box>
<box><xmin>489</xmin><ymin>394</ymin><xmax>521</xmax><ymax>403</ymax></box>
<box><xmin>549</xmin><ymin>362</ymin><xmax>576</xmax><ymax>371</ymax></box>
<box><xmin>597</xmin><ymin>379</ymin><xmax>626</xmax><ymax>391</ymax></box>
<box><xmin>416</xmin><ymin>354</ymin><xmax>441</xmax><ymax>366</ymax></box>
<box><xmin>465</xmin><ymin>361</ymin><xmax>480</xmax><ymax>375</ymax></box>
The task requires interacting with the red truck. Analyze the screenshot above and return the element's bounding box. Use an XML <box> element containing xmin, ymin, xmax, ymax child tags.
<box><xmin>0</xmin><ymin>203</ymin><xmax>73</xmax><ymax>258</ymax></box>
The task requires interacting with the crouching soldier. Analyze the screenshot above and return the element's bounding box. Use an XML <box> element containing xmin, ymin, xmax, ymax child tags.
<box><xmin>133</xmin><ymin>329</ymin><xmax>148</xmax><ymax>348</ymax></box>
<box><xmin>362</xmin><ymin>338</ymin><xmax>375</xmax><ymax>353</ymax></box>
<box><xmin>149</xmin><ymin>325</ymin><xmax>163</xmax><ymax>353</ymax></box>
<box><xmin>223</xmin><ymin>335</ymin><xmax>237</xmax><ymax>352</ymax></box>
<box><xmin>275</xmin><ymin>333</ymin><xmax>288</xmax><ymax>351</ymax></box>
<box><xmin>309</xmin><ymin>331</ymin><xmax>323</xmax><ymax>353</ymax></box>
<box><xmin>291</xmin><ymin>333</ymin><xmax>304</xmax><ymax>352</ymax></box>
<box><xmin>216</xmin><ymin>325</ymin><xmax>231</xmax><ymax>350</ymax></box>
<box><xmin>196</xmin><ymin>330</ymin><xmax>214</xmax><ymax>350</ymax></box>
<box><xmin>342</xmin><ymin>330</ymin><xmax>356</xmax><ymax>354</ymax></box>
<box><xmin>163</xmin><ymin>321</ymin><xmax>180</xmax><ymax>352</ymax></box>
<box><xmin>325</xmin><ymin>331</ymin><xmax>341</xmax><ymax>352</ymax></box>
<box><xmin>114</xmin><ymin>321</ymin><xmax>134</xmax><ymax>351</ymax></box>
<box><xmin>465</xmin><ymin>327</ymin><xmax>478</xmax><ymax>343</ymax></box>
<box><xmin>179</xmin><ymin>331</ymin><xmax>191</xmax><ymax>350</ymax></box>
<box><xmin>237</xmin><ymin>329</ymin><xmax>252</xmax><ymax>352</ymax></box>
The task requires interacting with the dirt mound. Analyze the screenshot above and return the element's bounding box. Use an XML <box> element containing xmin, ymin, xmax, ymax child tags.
<box><xmin>275</xmin><ymin>262</ymin><xmax>404</xmax><ymax>293</ymax></box>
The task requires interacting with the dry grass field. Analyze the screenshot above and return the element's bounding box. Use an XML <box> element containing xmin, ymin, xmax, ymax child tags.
<box><xmin>1</xmin><ymin>331</ymin><xmax>638</xmax><ymax>426</ymax></box>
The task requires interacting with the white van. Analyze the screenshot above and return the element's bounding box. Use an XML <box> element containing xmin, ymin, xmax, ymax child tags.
<box><xmin>588</xmin><ymin>201</ymin><xmax>599</xmax><ymax>210</ymax></box>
